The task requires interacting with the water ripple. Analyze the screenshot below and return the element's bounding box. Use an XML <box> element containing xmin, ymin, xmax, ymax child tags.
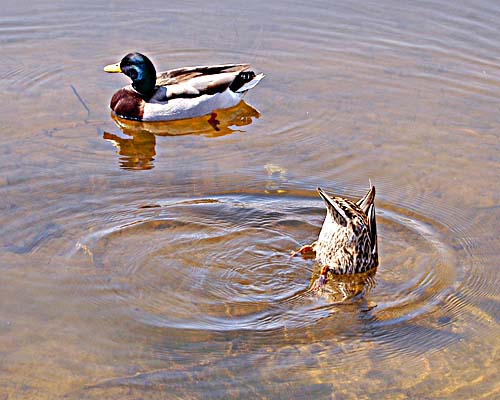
<box><xmin>61</xmin><ymin>193</ymin><xmax>468</xmax><ymax>352</ymax></box>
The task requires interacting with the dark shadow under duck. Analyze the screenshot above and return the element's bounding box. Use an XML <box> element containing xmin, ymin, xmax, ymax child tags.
<box><xmin>104</xmin><ymin>52</ymin><xmax>264</xmax><ymax>122</ymax></box>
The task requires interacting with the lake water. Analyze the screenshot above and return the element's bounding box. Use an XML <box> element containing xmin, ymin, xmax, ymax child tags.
<box><xmin>1</xmin><ymin>0</ymin><xmax>499</xmax><ymax>398</ymax></box>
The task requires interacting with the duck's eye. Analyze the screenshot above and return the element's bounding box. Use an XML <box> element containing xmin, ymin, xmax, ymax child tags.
<box><xmin>128</xmin><ymin>68</ymin><xmax>138</xmax><ymax>80</ymax></box>
<box><xmin>122</xmin><ymin>65</ymin><xmax>142</xmax><ymax>81</ymax></box>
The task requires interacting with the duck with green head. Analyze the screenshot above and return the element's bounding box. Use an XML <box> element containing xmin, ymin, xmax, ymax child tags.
<box><xmin>104</xmin><ymin>52</ymin><xmax>264</xmax><ymax>121</ymax></box>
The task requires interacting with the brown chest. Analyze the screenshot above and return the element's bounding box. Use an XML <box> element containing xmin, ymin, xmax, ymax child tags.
<box><xmin>110</xmin><ymin>88</ymin><xmax>145</xmax><ymax>120</ymax></box>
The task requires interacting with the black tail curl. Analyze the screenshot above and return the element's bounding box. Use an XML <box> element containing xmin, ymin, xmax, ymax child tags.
<box><xmin>229</xmin><ymin>71</ymin><xmax>256</xmax><ymax>92</ymax></box>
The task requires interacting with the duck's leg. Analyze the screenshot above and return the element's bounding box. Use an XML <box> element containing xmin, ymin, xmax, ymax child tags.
<box><xmin>290</xmin><ymin>241</ymin><xmax>317</xmax><ymax>257</ymax></box>
<box><xmin>311</xmin><ymin>265</ymin><xmax>330</xmax><ymax>295</ymax></box>
<box><xmin>207</xmin><ymin>112</ymin><xmax>220</xmax><ymax>131</ymax></box>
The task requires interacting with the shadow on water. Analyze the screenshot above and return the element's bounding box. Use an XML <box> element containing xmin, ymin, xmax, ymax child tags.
<box><xmin>102</xmin><ymin>101</ymin><xmax>260</xmax><ymax>170</ymax></box>
<box><xmin>6</xmin><ymin>222</ymin><xmax>64</xmax><ymax>254</ymax></box>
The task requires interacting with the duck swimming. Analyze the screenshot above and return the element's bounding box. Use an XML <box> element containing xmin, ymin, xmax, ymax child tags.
<box><xmin>104</xmin><ymin>52</ymin><xmax>264</xmax><ymax>121</ymax></box>
<box><xmin>293</xmin><ymin>186</ymin><xmax>378</xmax><ymax>293</ymax></box>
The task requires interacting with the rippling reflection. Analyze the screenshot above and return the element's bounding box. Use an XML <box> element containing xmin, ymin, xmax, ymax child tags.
<box><xmin>314</xmin><ymin>269</ymin><xmax>378</xmax><ymax>303</ymax></box>
<box><xmin>102</xmin><ymin>130</ymin><xmax>156</xmax><ymax>170</ymax></box>
<box><xmin>70</xmin><ymin>194</ymin><xmax>458</xmax><ymax>337</ymax></box>
<box><xmin>43</xmin><ymin>191</ymin><xmax>473</xmax><ymax>398</ymax></box>
<box><xmin>103</xmin><ymin>101</ymin><xmax>260</xmax><ymax>170</ymax></box>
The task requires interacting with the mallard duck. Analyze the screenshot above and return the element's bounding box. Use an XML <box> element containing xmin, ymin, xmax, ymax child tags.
<box><xmin>293</xmin><ymin>185</ymin><xmax>378</xmax><ymax>293</ymax></box>
<box><xmin>103</xmin><ymin>52</ymin><xmax>264</xmax><ymax>121</ymax></box>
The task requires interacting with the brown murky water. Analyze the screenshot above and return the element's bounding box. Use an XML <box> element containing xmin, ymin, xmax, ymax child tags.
<box><xmin>1</xmin><ymin>0</ymin><xmax>499</xmax><ymax>398</ymax></box>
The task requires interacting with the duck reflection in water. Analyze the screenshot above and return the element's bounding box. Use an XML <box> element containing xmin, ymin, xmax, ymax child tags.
<box><xmin>103</xmin><ymin>100</ymin><xmax>260</xmax><ymax>170</ymax></box>
<box><xmin>308</xmin><ymin>267</ymin><xmax>377</xmax><ymax>303</ymax></box>
<box><xmin>103</xmin><ymin>129</ymin><xmax>156</xmax><ymax>170</ymax></box>
<box><xmin>293</xmin><ymin>185</ymin><xmax>378</xmax><ymax>300</ymax></box>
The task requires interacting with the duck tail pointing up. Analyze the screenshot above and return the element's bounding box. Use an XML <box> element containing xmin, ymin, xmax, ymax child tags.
<box><xmin>231</xmin><ymin>71</ymin><xmax>265</xmax><ymax>93</ymax></box>
<box><xmin>356</xmin><ymin>184</ymin><xmax>376</xmax><ymax>214</ymax></box>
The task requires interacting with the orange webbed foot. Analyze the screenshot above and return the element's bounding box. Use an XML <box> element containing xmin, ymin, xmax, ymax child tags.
<box><xmin>290</xmin><ymin>242</ymin><xmax>316</xmax><ymax>258</ymax></box>
<box><xmin>311</xmin><ymin>265</ymin><xmax>330</xmax><ymax>295</ymax></box>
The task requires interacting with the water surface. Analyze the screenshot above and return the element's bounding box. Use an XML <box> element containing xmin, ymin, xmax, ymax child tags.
<box><xmin>0</xmin><ymin>0</ymin><xmax>499</xmax><ymax>398</ymax></box>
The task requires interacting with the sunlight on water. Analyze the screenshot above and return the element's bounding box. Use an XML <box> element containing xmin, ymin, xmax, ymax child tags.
<box><xmin>0</xmin><ymin>0</ymin><xmax>499</xmax><ymax>398</ymax></box>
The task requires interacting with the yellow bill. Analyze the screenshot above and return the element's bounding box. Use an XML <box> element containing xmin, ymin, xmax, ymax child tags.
<box><xmin>103</xmin><ymin>62</ymin><xmax>122</xmax><ymax>73</ymax></box>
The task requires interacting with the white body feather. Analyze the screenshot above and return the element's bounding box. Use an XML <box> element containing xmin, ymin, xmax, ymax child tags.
<box><xmin>142</xmin><ymin>89</ymin><xmax>244</xmax><ymax>121</ymax></box>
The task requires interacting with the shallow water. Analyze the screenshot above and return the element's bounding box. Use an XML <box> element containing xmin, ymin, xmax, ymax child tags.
<box><xmin>1</xmin><ymin>0</ymin><xmax>499</xmax><ymax>398</ymax></box>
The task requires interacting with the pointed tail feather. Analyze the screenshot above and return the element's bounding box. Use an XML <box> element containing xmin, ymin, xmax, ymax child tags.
<box><xmin>357</xmin><ymin>184</ymin><xmax>378</xmax><ymax>260</ymax></box>
<box><xmin>317</xmin><ymin>187</ymin><xmax>348</xmax><ymax>226</ymax></box>
<box><xmin>356</xmin><ymin>185</ymin><xmax>376</xmax><ymax>214</ymax></box>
